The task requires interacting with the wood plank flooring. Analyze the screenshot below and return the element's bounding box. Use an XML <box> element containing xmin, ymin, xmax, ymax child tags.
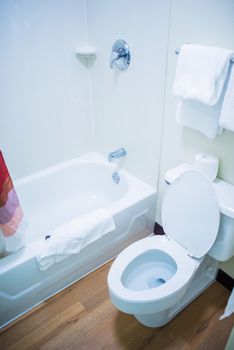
<box><xmin>0</xmin><ymin>260</ymin><xmax>233</xmax><ymax>350</ymax></box>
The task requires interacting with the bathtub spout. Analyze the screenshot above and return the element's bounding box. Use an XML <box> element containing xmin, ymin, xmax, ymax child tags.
<box><xmin>108</xmin><ymin>148</ymin><xmax>127</xmax><ymax>162</ymax></box>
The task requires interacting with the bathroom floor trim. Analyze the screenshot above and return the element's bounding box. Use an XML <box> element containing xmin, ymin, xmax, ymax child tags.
<box><xmin>154</xmin><ymin>222</ymin><xmax>234</xmax><ymax>291</ymax></box>
<box><xmin>154</xmin><ymin>222</ymin><xmax>165</xmax><ymax>235</ymax></box>
<box><xmin>216</xmin><ymin>270</ymin><xmax>234</xmax><ymax>292</ymax></box>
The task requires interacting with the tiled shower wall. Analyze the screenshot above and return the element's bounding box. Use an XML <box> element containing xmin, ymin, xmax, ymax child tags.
<box><xmin>86</xmin><ymin>0</ymin><xmax>171</xmax><ymax>188</ymax></box>
<box><xmin>0</xmin><ymin>0</ymin><xmax>94</xmax><ymax>179</ymax></box>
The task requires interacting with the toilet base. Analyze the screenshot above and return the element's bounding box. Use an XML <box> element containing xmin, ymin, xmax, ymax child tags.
<box><xmin>135</xmin><ymin>310</ymin><xmax>170</xmax><ymax>327</ymax></box>
<box><xmin>134</xmin><ymin>255</ymin><xmax>218</xmax><ymax>328</ymax></box>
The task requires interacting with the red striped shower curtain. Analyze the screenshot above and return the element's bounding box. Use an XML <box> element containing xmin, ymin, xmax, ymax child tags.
<box><xmin>0</xmin><ymin>151</ymin><xmax>23</xmax><ymax>236</ymax></box>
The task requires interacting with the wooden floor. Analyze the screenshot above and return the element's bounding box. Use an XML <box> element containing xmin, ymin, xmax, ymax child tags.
<box><xmin>0</xmin><ymin>261</ymin><xmax>233</xmax><ymax>350</ymax></box>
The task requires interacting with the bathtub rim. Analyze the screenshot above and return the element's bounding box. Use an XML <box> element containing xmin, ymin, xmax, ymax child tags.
<box><xmin>14</xmin><ymin>151</ymin><xmax>156</xmax><ymax>219</ymax></box>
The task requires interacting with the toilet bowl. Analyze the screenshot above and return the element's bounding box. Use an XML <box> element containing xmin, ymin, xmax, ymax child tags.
<box><xmin>108</xmin><ymin>235</ymin><xmax>200</xmax><ymax>323</ymax></box>
<box><xmin>108</xmin><ymin>170</ymin><xmax>221</xmax><ymax>327</ymax></box>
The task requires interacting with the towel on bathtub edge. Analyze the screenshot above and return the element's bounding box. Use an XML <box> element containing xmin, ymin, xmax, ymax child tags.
<box><xmin>27</xmin><ymin>208</ymin><xmax>116</xmax><ymax>271</ymax></box>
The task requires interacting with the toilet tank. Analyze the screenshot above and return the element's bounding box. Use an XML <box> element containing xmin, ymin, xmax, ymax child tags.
<box><xmin>164</xmin><ymin>164</ymin><xmax>234</xmax><ymax>262</ymax></box>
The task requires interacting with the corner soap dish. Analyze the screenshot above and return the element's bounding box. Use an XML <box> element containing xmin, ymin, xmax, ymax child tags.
<box><xmin>75</xmin><ymin>45</ymin><xmax>97</xmax><ymax>58</ymax></box>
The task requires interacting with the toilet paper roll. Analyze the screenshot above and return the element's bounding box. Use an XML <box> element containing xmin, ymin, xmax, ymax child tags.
<box><xmin>220</xmin><ymin>288</ymin><xmax>234</xmax><ymax>320</ymax></box>
<box><xmin>194</xmin><ymin>153</ymin><xmax>219</xmax><ymax>181</ymax></box>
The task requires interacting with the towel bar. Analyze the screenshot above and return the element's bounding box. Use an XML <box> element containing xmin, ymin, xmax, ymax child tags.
<box><xmin>175</xmin><ymin>47</ymin><xmax>234</xmax><ymax>63</ymax></box>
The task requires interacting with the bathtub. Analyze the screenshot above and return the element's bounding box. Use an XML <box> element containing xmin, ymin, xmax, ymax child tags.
<box><xmin>0</xmin><ymin>152</ymin><xmax>156</xmax><ymax>329</ymax></box>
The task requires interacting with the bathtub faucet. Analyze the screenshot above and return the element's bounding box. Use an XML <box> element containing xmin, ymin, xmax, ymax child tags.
<box><xmin>108</xmin><ymin>148</ymin><xmax>127</xmax><ymax>162</ymax></box>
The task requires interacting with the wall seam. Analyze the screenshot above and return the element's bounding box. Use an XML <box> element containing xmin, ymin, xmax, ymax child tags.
<box><xmin>83</xmin><ymin>0</ymin><xmax>95</xmax><ymax>149</ymax></box>
<box><xmin>155</xmin><ymin>0</ymin><xmax>173</xmax><ymax>223</ymax></box>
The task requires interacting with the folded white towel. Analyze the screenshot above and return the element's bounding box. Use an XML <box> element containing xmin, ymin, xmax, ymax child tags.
<box><xmin>173</xmin><ymin>44</ymin><xmax>233</xmax><ymax>106</ymax></box>
<box><xmin>28</xmin><ymin>208</ymin><xmax>116</xmax><ymax>271</ymax></box>
<box><xmin>176</xmin><ymin>98</ymin><xmax>223</xmax><ymax>139</ymax></box>
<box><xmin>219</xmin><ymin>65</ymin><xmax>234</xmax><ymax>132</ymax></box>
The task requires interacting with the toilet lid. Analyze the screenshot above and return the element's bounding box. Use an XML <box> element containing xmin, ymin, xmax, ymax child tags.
<box><xmin>162</xmin><ymin>170</ymin><xmax>220</xmax><ymax>258</ymax></box>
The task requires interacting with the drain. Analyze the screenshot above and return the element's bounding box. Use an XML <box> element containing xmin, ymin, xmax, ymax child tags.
<box><xmin>148</xmin><ymin>277</ymin><xmax>166</xmax><ymax>288</ymax></box>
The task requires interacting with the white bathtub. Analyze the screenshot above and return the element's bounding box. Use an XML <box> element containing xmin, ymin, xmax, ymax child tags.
<box><xmin>0</xmin><ymin>152</ymin><xmax>156</xmax><ymax>329</ymax></box>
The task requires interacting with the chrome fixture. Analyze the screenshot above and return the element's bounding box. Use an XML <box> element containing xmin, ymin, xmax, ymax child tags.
<box><xmin>110</xmin><ymin>39</ymin><xmax>130</xmax><ymax>70</ymax></box>
<box><xmin>112</xmin><ymin>171</ymin><xmax>120</xmax><ymax>184</ymax></box>
<box><xmin>108</xmin><ymin>147</ymin><xmax>127</xmax><ymax>162</ymax></box>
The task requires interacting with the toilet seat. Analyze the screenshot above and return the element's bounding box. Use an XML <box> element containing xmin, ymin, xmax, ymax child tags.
<box><xmin>162</xmin><ymin>170</ymin><xmax>220</xmax><ymax>258</ymax></box>
<box><xmin>108</xmin><ymin>235</ymin><xmax>198</xmax><ymax>304</ymax></box>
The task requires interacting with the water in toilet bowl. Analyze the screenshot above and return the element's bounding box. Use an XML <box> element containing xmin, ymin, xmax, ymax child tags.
<box><xmin>121</xmin><ymin>249</ymin><xmax>177</xmax><ymax>291</ymax></box>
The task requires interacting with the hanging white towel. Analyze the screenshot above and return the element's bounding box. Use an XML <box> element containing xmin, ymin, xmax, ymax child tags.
<box><xmin>173</xmin><ymin>44</ymin><xmax>233</xmax><ymax>106</ymax></box>
<box><xmin>176</xmin><ymin>98</ymin><xmax>223</xmax><ymax>139</ymax></box>
<box><xmin>219</xmin><ymin>65</ymin><xmax>234</xmax><ymax>132</ymax></box>
<box><xmin>28</xmin><ymin>208</ymin><xmax>116</xmax><ymax>271</ymax></box>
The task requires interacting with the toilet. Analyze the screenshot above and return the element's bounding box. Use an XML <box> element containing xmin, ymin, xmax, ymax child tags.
<box><xmin>108</xmin><ymin>169</ymin><xmax>234</xmax><ymax>327</ymax></box>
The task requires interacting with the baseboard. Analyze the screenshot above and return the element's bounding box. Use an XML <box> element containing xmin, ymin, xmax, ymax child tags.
<box><xmin>216</xmin><ymin>269</ymin><xmax>234</xmax><ymax>292</ymax></box>
<box><xmin>154</xmin><ymin>222</ymin><xmax>165</xmax><ymax>235</ymax></box>
<box><xmin>153</xmin><ymin>222</ymin><xmax>234</xmax><ymax>291</ymax></box>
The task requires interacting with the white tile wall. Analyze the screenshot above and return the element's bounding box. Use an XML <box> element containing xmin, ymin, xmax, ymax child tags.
<box><xmin>86</xmin><ymin>0</ymin><xmax>171</xmax><ymax>188</ymax></box>
<box><xmin>0</xmin><ymin>0</ymin><xmax>94</xmax><ymax>179</ymax></box>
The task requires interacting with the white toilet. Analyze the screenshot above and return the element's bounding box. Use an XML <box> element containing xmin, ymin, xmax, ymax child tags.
<box><xmin>108</xmin><ymin>169</ymin><xmax>234</xmax><ymax>327</ymax></box>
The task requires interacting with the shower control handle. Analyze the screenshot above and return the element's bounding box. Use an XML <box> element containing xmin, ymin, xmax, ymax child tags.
<box><xmin>110</xmin><ymin>39</ymin><xmax>130</xmax><ymax>70</ymax></box>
